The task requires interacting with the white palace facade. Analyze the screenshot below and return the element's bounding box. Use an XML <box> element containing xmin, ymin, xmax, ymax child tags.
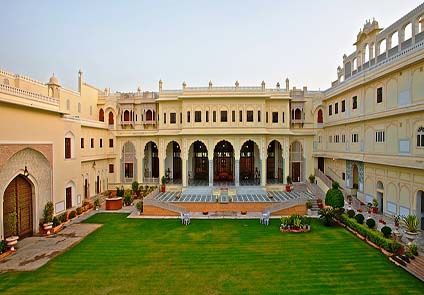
<box><xmin>0</xmin><ymin>4</ymin><xmax>424</xmax><ymax>238</ymax></box>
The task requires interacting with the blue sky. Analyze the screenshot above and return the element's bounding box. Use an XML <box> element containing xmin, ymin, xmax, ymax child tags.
<box><xmin>0</xmin><ymin>0</ymin><xmax>422</xmax><ymax>92</ymax></box>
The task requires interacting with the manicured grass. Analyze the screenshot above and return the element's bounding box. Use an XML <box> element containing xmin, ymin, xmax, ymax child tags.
<box><xmin>1</xmin><ymin>214</ymin><xmax>423</xmax><ymax>294</ymax></box>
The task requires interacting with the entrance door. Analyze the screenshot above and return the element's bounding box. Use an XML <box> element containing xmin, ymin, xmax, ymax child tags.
<box><xmin>173</xmin><ymin>157</ymin><xmax>182</xmax><ymax>180</ymax></box>
<box><xmin>66</xmin><ymin>187</ymin><xmax>72</xmax><ymax>209</ymax></box>
<box><xmin>3</xmin><ymin>175</ymin><xmax>33</xmax><ymax>238</ymax></box>
<box><xmin>152</xmin><ymin>157</ymin><xmax>159</xmax><ymax>178</ymax></box>
<box><xmin>84</xmin><ymin>179</ymin><xmax>88</xmax><ymax>198</ymax></box>
<box><xmin>318</xmin><ymin>157</ymin><xmax>324</xmax><ymax>172</ymax></box>
<box><xmin>292</xmin><ymin>162</ymin><xmax>301</xmax><ymax>182</ymax></box>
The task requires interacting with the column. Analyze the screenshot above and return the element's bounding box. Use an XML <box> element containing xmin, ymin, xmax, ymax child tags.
<box><xmin>284</xmin><ymin>156</ymin><xmax>290</xmax><ymax>184</ymax></box>
<box><xmin>208</xmin><ymin>159</ymin><xmax>213</xmax><ymax>187</ymax></box>
<box><xmin>139</xmin><ymin>158</ymin><xmax>144</xmax><ymax>183</ymax></box>
<box><xmin>159</xmin><ymin>158</ymin><xmax>165</xmax><ymax>183</ymax></box>
<box><xmin>235</xmin><ymin>159</ymin><xmax>240</xmax><ymax>186</ymax></box>
<box><xmin>261</xmin><ymin>158</ymin><xmax>266</xmax><ymax>187</ymax></box>
<box><xmin>182</xmin><ymin>158</ymin><xmax>187</xmax><ymax>187</ymax></box>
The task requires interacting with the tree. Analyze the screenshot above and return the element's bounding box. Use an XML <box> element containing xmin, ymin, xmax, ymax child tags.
<box><xmin>325</xmin><ymin>181</ymin><xmax>344</xmax><ymax>208</ymax></box>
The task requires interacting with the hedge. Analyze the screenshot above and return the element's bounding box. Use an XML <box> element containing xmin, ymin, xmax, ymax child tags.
<box><xmin>339</xmin><ymin>214</ymin><xmax>400</xmax><ymax>254</ymax></box>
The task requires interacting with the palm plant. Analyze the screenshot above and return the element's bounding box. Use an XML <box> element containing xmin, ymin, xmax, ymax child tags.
<box><xmin>319</xmin><ymin>207</ymin><xmax>336</xmax><ymax>226</ymax></box>
<box><xmin>402</xmin><ymin>215</ymin><xmax>419</xmax><ymax>233</ymax></box>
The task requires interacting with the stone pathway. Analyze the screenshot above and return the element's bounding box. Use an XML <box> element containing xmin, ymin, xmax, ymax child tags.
<box><xmin>0</xmin><ymin>223</ymin><xmax>101</xmax><ymax>272</ymax></box>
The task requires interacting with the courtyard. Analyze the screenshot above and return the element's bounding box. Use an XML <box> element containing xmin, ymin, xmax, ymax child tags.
<box><xmin>0</xmin><ymin>213</ymin><xmax>423</xmax><ymax>294</ymax></box>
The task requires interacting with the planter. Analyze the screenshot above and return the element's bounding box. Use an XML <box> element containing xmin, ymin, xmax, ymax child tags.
<box><xmin>404</xmin><ymin>231</ymin><xmax>419</xmax><ymax>245</ymax></box>
<box><xmin>202</xmin><ymin>211</ymin><xmax>208</xmax><ymax>215</ymax></box>
<box><xmin>160</xmin><ymin>186</ymin><xmax>166</xmax><ymax>193</ymax></box>
<box><xmin>280</xmin><ymin>227</ymin><xmax>311</xmax><ymax>233</ymax></box>
<box><xmin>43</xmin><ymin>222</ymin><xmax>53</xmax><ymax>235</ymax></box>
<box><xmin>241</xmin><ymin>210</ymin><xmax>247</xmax><ymax>215</ymax></box>
<box><xmin>105</xmin><ymin>197</ymin><xmax>123</xmax><ymax>210</ymax></box>
<box><xmin>285</xmin><ymin>185</ymin><xmax>291</xmax><ymax>192</ymax></box>
<box><xmin>307</xmin><ymin>209</ymin><xmax>312</xmax><ymax>216</ymax></box>
<box><xmin>372</xmin><ymin>207</ymin><xmax>378</xmax><ymax>214</ymax></box>
<box><xmin>5</xmin><ymin>236</ymin><xmax>19</xmax><ymax>251</ymax></box>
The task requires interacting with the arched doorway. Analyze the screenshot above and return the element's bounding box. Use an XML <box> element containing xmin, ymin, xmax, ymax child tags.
<box><xmin>165</xmin><ymin>141</ymin><xmax>182</xmax><ymax>184</ymax></box>
<box><xmin>108</xmin><ymin>112</ymin><xmax>114</xmax><ymax>125</ymax></box>
<box><xmin>143</xmin><ymin>141</ymin><xmax>159</xmax><ymax>182</ymax></box>
<box><xmin>121</xmin><ymin>141</ymin><xmax>137</xmax><ymax>183</ymax></box>
<box><xmin>188</xmin><ymin>141</ymin><xmax>208</xmax><ymax>186</ymax></box>
<box><xmin>417</xmin><ymin>190</ymin><xmax>424</xmax><ymax>230</ymax></box>
<box><xmin>3</xmin><ymin>175</ymin><xmax>33</xmax><ymax>238</ymax></box>
<box><xmin>240</xmin><ymin>140</ymin><xmax>260</xmax><ymax>185</ymax></box>
<box><xmin>317</xmin><ymin>109</ymin><xmax>323</xmax><ymax>123</ymax></box>
<box><xmin>214</xmin><ymin>140</ymin><xmax>234</xmax><ymax>185</ymax></box>
<box><xmin>267</xmin><ymin>140</ymin><xmax>283</xmax><ymax>184</ymax></box>
<box><xmin>99</xmin><ymin>109</ymin><xmax>104</xmax><ymax>122</ymax></box>
<box><xmin>290</xmin><ymin>141</ymin><xmax>304</xmax><ymax>182</ymax></box>
<box><xmin>376</xmin><ymin>181</ymin><xmax>384</xmax><ymax>213</ymax></box>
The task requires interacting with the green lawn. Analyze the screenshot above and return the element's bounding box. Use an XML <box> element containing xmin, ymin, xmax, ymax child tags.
<box><xmin>0</xmin><ymin>214</ymin><xmax>423</xmax><ymax>294</ymax></box>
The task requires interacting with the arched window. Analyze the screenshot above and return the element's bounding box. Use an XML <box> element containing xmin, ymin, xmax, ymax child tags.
<box><xmin>404</xmin><ymin>23</ymin><xmax>412</xmax><ymax>40</ymax></box>
<box><xmin>364</xmin><ymin>44</ymin><xmax>369</xmax><ymax>62</ymax></box>
<box><xmin>64</xmin><ymin>131</ymin><xmax>75</xmax><ymax>159</ymax></box>
<box><xmin>317</xmin><ymin>109</ymin><xmax>323</xmax><ymax>123</ymax></box>
<box><xmin>99</xmin><ymin>109</ymin><xmax>104</xmax><ymax>122</ymax></box>
<box><xmin>417</xmin><ymin>126</ymin><xmax>424</xmax><ymax>147</ymax></box>
<box><xmin>124</xmin><ymin>110</ymin><xmax>130</xmax><ymax>121</ymax></box>
<box><xmin>108</xmin><ymin>112</ymin><xmax>114</xmax><ymax>125</ymax></box>
<box><xmin>146</xmin><ymin>110</ymin><xmax>152</xmax><ymax>121</ymax></box>
<box><xmin>294</xmin><ymin>108</ymin><xmax>302</xmax><ymax>120</ymax></box>
<box><xmin>379</xmin><ymin>39</ymin><xmax>386</xmax><ymax>55</ymax></box>
<box><xmin>391</xmin><ymin>31</ymin><xmax>399</xmax><ymax>48</ymax></box>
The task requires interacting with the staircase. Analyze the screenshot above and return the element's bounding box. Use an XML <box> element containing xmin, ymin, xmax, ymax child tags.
<box><xmin>144</xmin><ymin>188</ymin><xmax>188</xmax><ymax>214</ymax></box>
<box><xmin>264</xmin><ymin>196</ymin><xmax>309</xmax><ymax>215</ymax></box>
<box><xmin>309</xmin><ymin>199</ymin><xmax>320</xmax><ymax>216</ymax></box>
<box><xmin>404</xmin><ymin>252</ymin><xmax>424</xmax><ymax>282</ymax></box>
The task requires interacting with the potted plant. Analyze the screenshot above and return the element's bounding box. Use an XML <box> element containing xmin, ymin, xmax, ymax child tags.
<box><xmin>161</xmin><ymin>176</ymin><xmax>166</xmax><ymax>193</ymax></box>
<box><xmin>42</xmin><ymin>201</ymin><xmax>54</xmax><ymax>235</ymax></box>
<box><xmin>132</xmin><ymin>181</ymin><xmax>140</xmax><ymax>198</ymax></box>
<box><xmin>123</xmin><ymin>189</ymin><xmax>134</xmax><ymax>206</ymax></box>
<box><xmin>366</xmin><ymin>202</ymin><xmax>372</xmax><ymax>215</ymax></box>
<box><xmin>135</xmin><ymin>200</ymin><xmax>143</xmax><ymax>215</ymax></box>
<box><xmin>372</xmin><ymin>198</ymin><xmax>378</xmax><ymax>214</ymax></box>
<box><xmin>5</xmin><ymin>212</ymin><xmax>19</xmax><ymax>251</ymax></box>
<box><xmin>306</xmin><ymin>200</ymin><xmax>313</xmax><ymax>215</ymax></box>
<box><xmin>94</xmin><ymin>198</ymin><xmax>100</xmax><ymax>210</ymax></box>
<box><xmin>402</xmin><ymin>214</ymin><xmax>419</xmax><ymax>245</ymax></box>
<box><xmin>286</xmin><ymin>176</ymin><xmax>292</xmax><ymax>192</ymax></box>
<box><xmin>308</xmin><ymin>174</ymin><xmax>315</xmax><ymax>184</ymax></box>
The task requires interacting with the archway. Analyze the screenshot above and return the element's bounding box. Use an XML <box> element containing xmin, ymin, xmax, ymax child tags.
<box><xmin>290</xmin><ymin>141</ymin><xmax>304</xmax><ymax>182</ymax></box>
<box><xmin>240</xmin><ymin>140</ymin><xmax>260</xmax><ymax>185</ymax></box>
<box><xmin>417</xmin><ymin>190</ymin><xmax>424</xmax><ymax>230</ymax></box>
<box><xmin>108</xmin><ymin>111</ymin><xmax>114</xmax><ymax>125</ymax></box>
<box><xmin>143</xmin><ymin>141</ymin><xmax>159</xmax><ymax>182</ymax></box>
<box><xmin>188</xmin><ymin>141</ymin><xmax>208</xmax><ymax>186</ymax></box>
<box><xmin>165</xmin><ymin>141</ymin><xmax>182</xmax><ymax>184</ymax></box>
<box><xmin>317</xmin><ymin>109</ymin><xmax>323</xmax><ymax>124</ymax></box>
<box><xmin>99</xmin><ymin>109</ymin><xmax>104</xmax><ymax>122</ymax></box>
<box><xmin>267</xmin><ymin>140</ymin><xmax>283</xmax><ymax>184</ymax></box>
<box><xmin>213</xmin><ymin>140</ymin><xmax>234</xmax><ymax>186</ymax></box>
<box><xmin>121</xmin><ymin>142</ymin><xmax>137</xmax><ymax>183</ymax></box>
<box><xmin>376</xmin><ymin>181</ymin><xmax>384</xmax><ymax>213</ymax></box>
<box><xmin>3</xmin><ymin>175</ymin><xmax>33</xmax><ymax>238</ymax></box>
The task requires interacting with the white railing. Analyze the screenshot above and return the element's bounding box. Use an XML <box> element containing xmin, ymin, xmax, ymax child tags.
<box><xmin>0</xmin><ymin>83</ymin><xmax>59</xmax><ymax>106</ymax></box>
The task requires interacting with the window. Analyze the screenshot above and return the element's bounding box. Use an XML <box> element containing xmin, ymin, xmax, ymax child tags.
<box><xmin>317</xmin><ymin>109</ymin><xmax>323</xmax><ymax>123</ymax></box>
<box><xmin>109</xmin><ymin>138</ymin><xmax>114</xmax><ymax>148</ymax></box>
<box><xmin>213</xmin><ymin>111</ymin><xmax>216</xmax><ymax>122</ymax></box>
<box><xmin>335</xmin><ymin>103</ymin><xmax>338</xmax><ymax>114</ymax></box>
<box><xmin>91</xmin><ymin>138</ymin><xmax>94</xmax><ymax>148</ymax></box>
<box><xmin>351</xmin><ymin>133</ymin><xmax>359</xmax><ymax>143</ymax></box>
<box><xmin>187</xmin><ymin>111</ymin><xmax>190</xmax><ymax>123</ymax></box>
<box><xmin>109</xmin><ymin>164</ymin><xmax>114</xmax><ymax>173</ymax></box>
<box><xmin>232</xmin><ymin>110</ymin><xmax>235</xmax><ymax>122</ymax></box>
<box><xmin>247</xmin><ymin>111</ymin><xmax>253</xmax><ymax>122</ymax></box>
<box><xmin>206</xmin><ymin>111</ymin><xmax>209</xmax><ymax>122</ymax></box>
<box><xmin>180</xmin><ymin>112</ymin><xmax>182</xmax><ymax>123</ymax></box>
<box><xmin>352</xmin><ymin>96</ymin><xmax>358</xmax><ymax>109</ymax></box>
<box><xmin>341</xmin><ymin>100</ymin><xmax>346</xmax><ymax>112</ymax></box>
<box><xmin>377</xmin><ymin>87</ymin><xmax>383</xmax><ymax>103</ymax></box>
<box><xmin>170</xmin><ymin>112</ymin><xmax>176</xmax><ymax>124</ymax></box>
<box><xmin>124</xmin><ymin>163</ymin><xmax>133</xmax><ymax>178</ymax></box>
<box><xmin>318</xmin><ymin>136</ymin><xmax>322</xmax><ymax>143</ymax></box>
<box><xmin>272</xmin><ymin>112</ymin><xmax>278</xmax><ymax>123</ymax></box>
<box><xmin>283</xmin><ymin>112</ymin><xmax>285</xmax><ymax>123</ymax></box>
<box><xmin>65</xmin><ymin>138</ymin><xmax>71</xmax><ymax>159</ymax></box>
<box><xmin>417</xmin><ymin>126</ymin><xmax>424</xmax><ymax>147</ymax></box>
<box><xmin>328</xmin><ymin>105</ymin><xmax>332</xmax><ymax>116</ymax></box>
<box><xmin>329</xmin><ymin>135</ymin><xmax>332</xmax><ymax>143</ymax></box>
<box><xmin>164</xmin><ymin>113</ymin><xmax>166</xmax><ymax>124</ymax></box>
<box><xmin>108</xmin><ymin>112</ymin><xmax>114</xmax><ymax>125</ymax></box>
<box><xmin>375</xmin><ymin>130</ymin><xmax>385</xmax><ymax>143</ymax></box>
<box><xmin>221</xmin><ymin>111</ymin><xmax>227</xmax><ymax>122</ymax></box>
<box><xmin>342</xmin><ymin>173</ymin><xmax>346</xmax><ymax>180</ymax></box>
<box><xmin>341</xmin><ymin>134</ymin><xmax>346</xmax><ymax>143</ymax></box>
<box><xmin>266</xmin><ymin>112</ymin><xmax>268</xmax><ymax>123</ymax></box>
<box><xmin>80</xmin><ymin>138</ymin><xmax>84</xmax><ymax>149</ymax></box>
<box><xmin>100</xmin><ymin>138</ymin><xmax>103</xmax><ymax>148</ymax></box>
<box><xmin>258</xmin><ymin>111</ymin><xmax>261</xmax><ymax>122</ymax></box>
<box><xmin>195</xmin><ymin>111</ymin><xmax>201</xmax><ymax>123</ymax></box>
<box><xmin>239</xmin><ymin>110</ymin><xmax>242</xmax><ymax>122</ymax></box>
<box><xmin>335</xmin><ymin>135</ymin><xmax>340</xmax><ymax>143</ymax></box>
<box><xmin>99</xmin><ymin>109</ymin><xmax>104</xmax><ymax>122</ymax></box>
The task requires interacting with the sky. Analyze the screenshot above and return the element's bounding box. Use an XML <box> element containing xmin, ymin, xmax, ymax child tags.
<box><xmin>0</xmin><ymin>0</ymin><xmax>422</xmax><ymax>93</ymax></box>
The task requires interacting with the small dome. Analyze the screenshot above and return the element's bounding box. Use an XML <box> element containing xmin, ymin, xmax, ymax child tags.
<box><xmin>48</xmin><ymin>74</ymin><xmax>59</xmax><ymax>85</ymax></box>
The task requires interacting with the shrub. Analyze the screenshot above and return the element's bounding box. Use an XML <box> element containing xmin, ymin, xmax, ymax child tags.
<box><xmin>132</xmin><ymin>181</ymin><xmax>140</xmax><ymax>194</ymax></box>
<box><xmin>52</xmin><ymin>216</ymin><xmax>60</xmax><ymax>227</ymax></box>
<box><xmin>308</xmin><ymin>174</ymin><xmax>315</xmax><ymax>183</ymax></box>
<box><xmin>116</xmin><ymin>186</ymin><xmax>125</xmax><ymax>197</ymax></box>
<box><xmin>409</xmin><ymin>243</ymin><xmax>418</xmax><ymax>256</ymax></box>
<box><xmin>347</xmin><ymin>209</ymin><xmax>356</xmax><ymax>218</ymax></box>
<box><xmin>319</xmin><ymin>207</ymin><xmax>336</xmax><ymax>226</ymax></box>
<box><xmin>355</xmin><ymin>214</ymin><xmax>365</xmax><ymax>224</ymax></box>
<box><xmin>339</xmin><ymin>214</ymin><xmax>401</xmax><ymax>254</ymax></box>
<box><xmin>0</xmin><ymin>240</ymin><xmax>7</xmax><ymax>254</ymax></box>
<box><xmin>402</xmin><ymin>215</ymin><xmax>419</xmax><ymax>233</ymax></box>
<box><xmin>42</xmin><ymin>201</ymin><xmax>54</xmax><ymax>224</ymax></box>
<box><xmin>94</xmin><ymin>198</ymin><xmax>100</xmax><ymax>208</ymax></box>
<box><xmin>305</xmin><ymin>200</ymin><xmax>312</xmax><ymax>209</ymax></box>
<box><xmin>59</xmin><ymin>212</ymin><xmax>68</xmax><ymax>223</ymax></box>
<box><xmin>366</xmin><ymin>218</ymin><xmax>376</xmax><ymax>229</ymax></box>
<box><xmin>381</xmin><ymin>226</ymin><xmax>392</xmax><ymax>238</ymax></box>
<box><xmin>76</xmin><ymin>207</ymin><xmax>83</xmax><ymax>215</ymax></box>
<box><xmin>136</xmin><ymin>200</ymin><xmax>143</xmax><ymax>214</ymax></box>
<box><xmin>123</xmin><ymin>189</ymin><xmax>134</xmax><ymax>205</ymax></box>
<box><xmin>325</xmin><ymin>182</ymin><xmax>344</xmax><ymax>208</ymax></box>
<box><xmin>68</xmin><ymin>210</ymin><xmax>77</xmax><ymax>219</ymax></box>
<box><xmin>405</xmin><ymin>251</ymin><xmax>414</xmax><ymax>259</ymax></box>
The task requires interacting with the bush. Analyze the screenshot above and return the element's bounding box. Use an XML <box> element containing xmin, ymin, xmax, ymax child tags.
<box><xmin>136</xmin><ymin>200</ymin><xmax>143</xmax><ymax>214</ymax></box>
<box><xmin>76</xmin><ymin>207</ymin><xmax>83</xmax><ymax>215</ymax></box>
<box><xmin>347</xmin><ymin>209</ymin><xmax>356</xmax><ymax>218</ymax></box>
<box><xmin>339</xmin><ymin>214</ymin><xmax>400</xmax><ymax>254</ymax></box>
<box><xmin>0</xmin><ymin>240</ymin><xmax>7</xmax><ymax>254</ymax></box>
<box><xmin>59</xmin><ymin>212</ymin><xmax>68</xmax><ymax>223</ymax></box>
<box><xmin>42</xmin><ymin>201</ymin><xmax>54</xmax><ymax>224</ymax></box>
<box><xmin>381</xmin><ymin>226</ymin><xmax>392</xmax><ymax>238</ymax></box>
<box><xmin>325</xmin><ymin>182</ymin><xmax>344</xmax><ymax>208</ymax></box>
<box><xmin>116</xmin><ymin>186</ymin><xmax>125</xmax><ymax>197</ymax></box>
<box><xmin>319</xmin><ymin>207</ymin><xmax>336</xmax><ymax>226</ymax></box>
<box><xmin>123</xmin><ymin>189</ymin><xmax>134</xmax><ymax>205</ymax></box>
<box><xmin>366</xmin><ymin>218</ymin><xmax>376</xmax><ymax>229</ymax></box>
<box><xmin>68</xmin><ymin>210</ymin><xmax>77</xmax><ymax>219</ymax></box>
<box><xmin>405</xmin><ymin>251</ymin><xmax>414</xmax><ymax>259</ymax></box>
<box><xmin>52</xmin><ymin>216</ymin><xmax>60</xmax><ymax>227</ymax></box>
<box><xmin>355</xmin><ymin>213</ymin><xmax>365</xmax><ymax>224</ymax></box>
<box><xmin>409</xmin><ymin>243</ymin><xmax>418</xmax><ymax>256</ymax></box>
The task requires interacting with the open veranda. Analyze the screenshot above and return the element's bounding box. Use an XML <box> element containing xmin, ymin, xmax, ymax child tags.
<box><xmin>1</xmin><ymin>214</ymin><xmax>423</xmax><ymax>295</ymax></box>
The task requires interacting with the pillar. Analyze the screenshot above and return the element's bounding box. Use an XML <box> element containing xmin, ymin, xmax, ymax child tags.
<box><xmin>235</xmin><ymin>159</ymin><xmax>240</xmax><ymax>186</ymax></box>
<box><xmin>139</xmin><ymin>157</ymin><xmax>144</xmax><ymax>183</ymax></box>
<box><xmin>261</xmin><ymin>157</ymin><xmax>266</xmax><ymax>187</ymax></box>
<box><xmin>159</xmin><ymin>157</ymin><xmax>165</xmax><ymax>183</ymax></box>
<box><xmin>284</xmin><ymin>155</ymin><xmax>290</xmax><ymax>184</ymax></box>
<box><xmin>182</xmin><ymin>158</ymin><xmax>187</xmax><ymax>187</ymax></box>
<box><xmin>209</xmin><ymin>159</ymin><xmax>213</xmax><ymax>187</ymax></box>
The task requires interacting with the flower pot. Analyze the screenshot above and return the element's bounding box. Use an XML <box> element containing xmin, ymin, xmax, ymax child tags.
<box><xmin>404</xmin><ymin>231</ymin><xmax>419</xmax><ymax>245</ymax></box>
<box><xmin>160</xmin><ymin>186</ymin><xmax>166</xmax><ymax>193</ymax></box>
<box><xmin>285</xmin><ymin>185</ymin><xmax>291</xmax><ymax>192</ymax></box>
<box><xmin>5</xmin><ymin>236</ymin><xmax>19</xmax><ymax>251</ymax></box>
<box><xmin>372</xmin><ymin>207</ymin><xmax>378</xmax><ymax>214</ymax></box>
<box><xmin>43</xmin><ymin>222</ymin><xmax>53</xmax><ymax>235</ymax></box>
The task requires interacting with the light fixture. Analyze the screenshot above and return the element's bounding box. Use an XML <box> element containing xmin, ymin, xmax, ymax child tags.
<box><xmin>23</xmin><ymin>165</ymin><xmax>29</xmax><ymax>177</ymax></box>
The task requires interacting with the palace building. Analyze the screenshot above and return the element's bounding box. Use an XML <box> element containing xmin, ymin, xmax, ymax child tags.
<box><xmin>0</xmin><ymin>4</ymin><xmax>424</xmax><ymax>239</ymax></box>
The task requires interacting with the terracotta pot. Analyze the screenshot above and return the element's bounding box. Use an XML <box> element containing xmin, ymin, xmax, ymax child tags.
<box><xmin>285</xmin><ymin>185</ymin><xmax>291</xmax><ymax>192</ymax></box>
<box><xmin>372</xmin><ymin>207</ymin><xmax>378</xmax><ymax>214</ymax></box>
